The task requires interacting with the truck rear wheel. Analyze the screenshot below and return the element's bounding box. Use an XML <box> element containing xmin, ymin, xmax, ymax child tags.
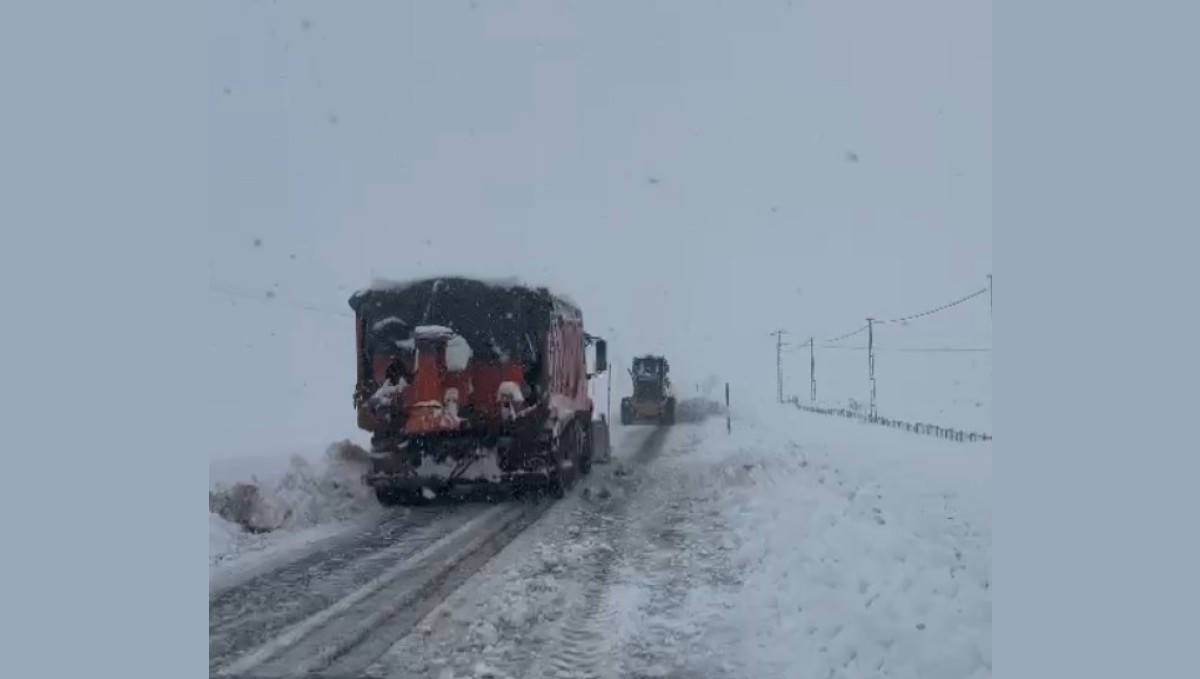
<box><xmin>579</xmin><ymin>420</ymin><xmax>594</xmax><ymax>477</ymax></box>
<box><xmin>375</xmin><ymin>486</ymin><xmax>429</xmax><ymax>507</ymax></box>
<box><xmin>548</xmin><ymin>421</ymin><xmax>583</xmax><ymax>498</ymax></box>
<box><xmin>375</xmin><ymin>487</ymin><xmax>412</xmax><ymax>507</ymax></box>
<box><xmin>374</xmin><ymin>487</ymin><xmax>399</xmax><ymax>506</ymax></box>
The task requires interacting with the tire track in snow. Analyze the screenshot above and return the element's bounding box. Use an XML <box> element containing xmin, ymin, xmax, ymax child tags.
<box><xmin>316</xmin><ymin>500</ymin><xmax>554</xmax><ymax>676</ymax></box>
<box><xmin>614</xmin><ymin>429</ymin><xmax>746</xmax><ymax>679</ymax></box>
<box><xmin>518</xmin><ymin>425</ymin><xmax>674</xmax><ymax>679</ymax></box>
<box><xmin>214</xmin><ymin>427</ymin><xmax>661</xmax><ymax>679</ymax></box>
<box><xmin>375</xmin><ymin>426</ymin><xmax>672</xmax><ymax>679</ymax></box>
<box><xmin>213</xmin><ymin>501</ymin><xmax>541</xmax><ymax>677</ymax></box>
<box><xmin>210</xmin><ymin>504</ymin><xmax>477</xmax><ymax>669</ymax></box>
<box><xmin>525</xmin><ymin>513</ymin><xmax>628</xmax><ymax>679</ymax></box>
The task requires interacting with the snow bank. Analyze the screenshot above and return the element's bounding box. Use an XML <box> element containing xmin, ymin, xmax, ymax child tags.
<box><xmin>710</xmin><ymin>408</ymin><xmax>992</xmax><ymax>678</ymax></box>
<box><xmin>209</xmin><ymin>513</ymin><xmax>242</xmax><ymax>563</ymax></box>
<box><xmin>209</xmin><ymin>440</ymin><xmax>381</xmax><ymax>570</ymax></box>
<box><xmin>674</xmin><ymin>396</ymin><xmax>723</xmax><ymax>422</ymax></box>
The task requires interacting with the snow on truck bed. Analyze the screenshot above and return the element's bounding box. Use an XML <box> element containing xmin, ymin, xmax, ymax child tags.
<box><xmin>357</xmin><ymin>275</ymin><xmax>581</xmax><ymax>310</ymax></box>
<box><xmin>368</xmin><ymin>407</ymin><xmax>991</xmax><ymax>679</ymax></box>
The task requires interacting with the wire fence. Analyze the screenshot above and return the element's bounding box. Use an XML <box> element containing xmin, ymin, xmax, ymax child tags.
<box><xmin>788</xmin><ymin>397</ymin><xmax>992</xmax><ymax>443</ymax></box>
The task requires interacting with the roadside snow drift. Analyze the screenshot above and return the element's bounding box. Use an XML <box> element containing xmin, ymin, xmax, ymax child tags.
<box><xmin>209</xmin><ymin>440</ymin><xmax>380</xmax><ymax>570</ymax></box>
<box><xmin>718</xmin><ymin>409</ymin><xmax>991</xmax><ymax>678</ymax></box>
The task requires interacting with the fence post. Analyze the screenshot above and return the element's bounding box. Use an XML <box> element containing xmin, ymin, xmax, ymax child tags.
<box><xmin>725</xmin><ymin>382</ymin><xmax>731</xmax><ymax>434</ymax></box>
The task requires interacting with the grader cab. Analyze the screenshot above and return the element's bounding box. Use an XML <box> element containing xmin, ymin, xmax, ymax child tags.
<box><xmin>619</xmin><ymin>355</ymin><xmax>676</xmax><ymax>425</ymax></box>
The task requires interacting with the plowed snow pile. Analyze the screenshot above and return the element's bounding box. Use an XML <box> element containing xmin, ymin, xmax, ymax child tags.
<box><xmin>209</xmin><ymin>440</ymin><xmax>380</xmax><ymax>572</ymax></box>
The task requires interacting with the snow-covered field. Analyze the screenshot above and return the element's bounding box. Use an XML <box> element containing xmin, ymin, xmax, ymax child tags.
<box><xmin>365</xmin><ymin>407</ymin><xmax>991</xmax><ymax>679</ymax></box>
<box><xmin>794</xmin><ymin>348</ymin><xmax>992</xmax><ymax>434</ymax></box>
<box><xmin>724</xmin><ymin>409</ymin><xmax>991</xmax><ymax>678</ymax></box>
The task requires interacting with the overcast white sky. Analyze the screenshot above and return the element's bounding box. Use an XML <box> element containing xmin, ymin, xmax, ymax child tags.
<box><xmin>209</xmin><ymin>0</ymin><xmax>991</xmax><ymax>461</ymax></box>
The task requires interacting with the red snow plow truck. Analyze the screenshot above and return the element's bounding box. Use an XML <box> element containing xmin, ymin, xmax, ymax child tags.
<box><xmin>349</xmin><ymin>277</ymin><xmax>610</xmax><ymax>505</ymax></box>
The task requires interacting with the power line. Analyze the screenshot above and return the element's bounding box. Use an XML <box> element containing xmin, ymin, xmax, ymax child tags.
<box><xmin>819</xmin><ymin>346</ymin><xmax>992</xmax><ymax>353</ymax></box>
<box><xmin>813</xmin><ymin>283</ymin><xmax>989</xmax><ymax>346</ymax></box>
<box><xmin>881</xmin><ymin>287</ymin><xmax>988</xmax><ymax>325</ymax></box>
<box><xmin>210</xmin><ymin>283</ymin><xmax>353</xmax><ymax>319</ymax></box>
<box><xmin>987</xmin><ymin>274</ymin><xmax>993</xmax><ymax>318</ymax></box>
<box><xmin>793</xmin><ymin>343</ymin><xmax>992</xmax><ymax>352</ymax></box>
<box><xmin>788</xmin><ymin>276</ymin><xmax>992</xmax><ymax>415</ymax></box>
<box><xmin>825</xmin><ymin>324</ymin><xmax>869</xmax><ymax>343</ymax></box>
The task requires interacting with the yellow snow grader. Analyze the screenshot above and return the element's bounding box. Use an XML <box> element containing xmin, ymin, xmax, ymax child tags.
<box><xmin>619</xmin><ymin>355</ymin><xmax>676</xmax><ymax>425</ymax></box>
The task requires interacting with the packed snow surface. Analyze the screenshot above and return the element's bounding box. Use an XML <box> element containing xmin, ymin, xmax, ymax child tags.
<box><xmin>368</xmin><ymin>408</ymin><xmax>991</xmax><ymax>679</ymax></box>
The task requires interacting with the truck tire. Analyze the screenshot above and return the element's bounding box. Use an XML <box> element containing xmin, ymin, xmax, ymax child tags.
<box><xmin>375</xmin><ymin>487</ymin><xmax>425</xmax><ymax>507</ymax></box>
<box><xmin>662</xmin><ymin>398</ymin><xmax>677</xmax><ymax>425</ymax></box>
<box><xmin>374</xmin><ymin>487</ymin><xmax>401</xmax><ymax>506</ymax></box>
<box><xmin>579</xmin><ymin>419</ymin><xmax>594</xmax><ymax>477</ymax></box>
<box><xmin>620</xmin><ymin>399</ymin><xmax>633</xmax><ymax>426</ymax></box>
<box><xmin>548</xmin><ymin>421</ymin><xmax>583</xmax><ymax>498</ymax></box>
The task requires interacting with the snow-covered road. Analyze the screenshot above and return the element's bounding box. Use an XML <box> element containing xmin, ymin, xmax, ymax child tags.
<box><xmin>367</xmin><ymin>409</ymin><xmax>991</xmax><ymax>679</ymax></box>
<box><xmin>208</xmin><ymin>426</ymin><xmax>671</xmax><ymax>677</ymax></box>
<box><xmin>210</xmin><ymin>408</ymin><xmax>990</xmax><ymax>679</ymax></box>
<box><xmin>210</xmin><ymin>503</ymin><xmax>498</xmax><ymax>671</ymax></box>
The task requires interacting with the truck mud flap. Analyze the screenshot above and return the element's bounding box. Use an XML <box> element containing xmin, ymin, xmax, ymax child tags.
<box><xmin>590</xmin><ymin>419</ymin><xmax>612</xmax><ymax>464</ymax></box>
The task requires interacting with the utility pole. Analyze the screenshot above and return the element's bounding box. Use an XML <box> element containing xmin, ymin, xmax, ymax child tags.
<box><xmin>987</xmin><ymin>274</ymin><xmax>993</xmax><ymax>318</ymax></box>
<box><xmin>769</xmin><ymin>330</ymin><xmax>788</xmax><ymax>403</ymax></box>
<box><xmin>866</xmin><ymin>318</ymin><xmax>877</xmax><ymax>420</ymax></box>
<box><xmin>809</xmin><ymin>337</ymin><xmax>817</xmax><ymax>404</ymax></box>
